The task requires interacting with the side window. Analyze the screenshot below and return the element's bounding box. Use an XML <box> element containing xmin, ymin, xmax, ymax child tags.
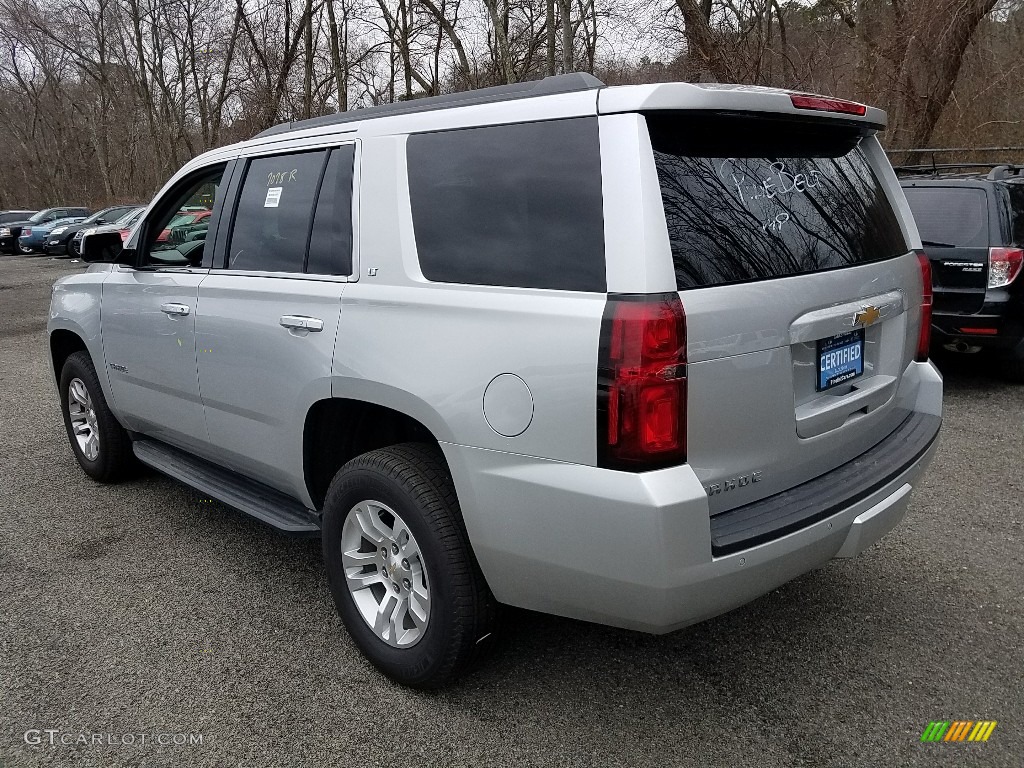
<box><xmin>306</xmin><ymin>145</ymin><xmax>355</xmax><ymax>275</ymax></box>
<box><xmin>227</xmin><ymin>150</ymin><xmax>327</xmax><ymax>273</ymax></box>
<box><xmin>406</xmin><ymin>118</ymin><xmax>606</xmax><ymax>292</ymax></box>
<box><xmin>140</xmin><ymin>167</ymin><xmax>224</xmax><ymax>268</ymax></box>
<box><xmin>1007</xmin><ymin>184</ymin><xmax>1024</xmax><ymax>246</ymax></box>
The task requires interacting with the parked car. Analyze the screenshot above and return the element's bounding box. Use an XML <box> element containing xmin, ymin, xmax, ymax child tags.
<box><xmin>69</xmin><ymin>207</ymin><xmax>146</xmax><ymax>257</ymax></box>
<box><xmin>0</xmin><ymin>207</ymin><xmax>90</xmax><ymax>253</ymax></box>
<box><xmin>18</xmin><ymin>216</ymin><xmax>86</xmax><ymax>253</ymax></box>
<box><xmin>898</xmin><ymin>164</ymin><xmax>1024</xmax><ymax>378</ymax></box>
<box><xmin>51</xmin><ymin>75</ymin><xmax>942</xmax><ymax>688</ymax></box>
<box><xmin>44</xmin><ymin>205</ymin><xmax>142</xmax><ymax>257</ymax></box>
<box><xmin>156</xmin><ymin>209</ymin><xmax>210</xmax><ymax>242</ymax></box>
<box><xmin>0</xmin><ymin>209</ymin><xmax>36</xmax><ymax>225</ymax></box>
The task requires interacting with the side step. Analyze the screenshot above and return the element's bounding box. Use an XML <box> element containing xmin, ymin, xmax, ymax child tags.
<box><xmin>133</xmin><ymin>438</ymin><xmax>321</xmax><ymax>535</ymax></box>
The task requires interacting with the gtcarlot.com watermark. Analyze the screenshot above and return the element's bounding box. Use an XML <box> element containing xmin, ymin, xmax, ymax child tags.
<box><xmin>25</xmin><ymin>729</ymin><xmax>204</xmax><ymax>747</ymax></box>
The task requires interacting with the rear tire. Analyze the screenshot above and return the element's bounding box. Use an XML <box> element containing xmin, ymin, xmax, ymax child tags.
<box><xmin>321</xmin><ymin>443</ymin><xmax>497</xmax><ymax>688</ymax></box>
<box><xmin>59</xmin><ymin>351</ymin><xmax>136</xmax><ymax>482</ymax></box>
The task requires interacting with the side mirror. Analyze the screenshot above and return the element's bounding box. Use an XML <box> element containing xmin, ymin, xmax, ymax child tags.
<box><xmin>80</xmin><ymin>230</ymin><xmax>133</xmax><ymax>265</ymax></box>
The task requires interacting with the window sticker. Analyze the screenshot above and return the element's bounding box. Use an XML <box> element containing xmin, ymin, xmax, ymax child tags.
<box><xmin>264</xmin><ymin>187</ymin><xmax>282</xmax><ymax>208</ymax></box>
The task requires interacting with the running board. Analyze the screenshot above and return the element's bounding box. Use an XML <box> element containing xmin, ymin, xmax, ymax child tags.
<box><xmin>132</xmin><ymin>438</ymin><xmax>321</xmax><ymax>535</ymax></box>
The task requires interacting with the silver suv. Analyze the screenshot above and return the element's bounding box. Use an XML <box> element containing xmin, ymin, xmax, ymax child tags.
<box><xmin>48</xmin><ymin>74</ymin><xmax>942</xmax><ymax>688</ymax></box>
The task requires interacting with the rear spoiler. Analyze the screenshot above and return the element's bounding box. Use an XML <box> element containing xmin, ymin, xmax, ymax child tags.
<box><xmin>598</xmin><ymin>83</ymin><xmax>886</xmax><ymax>129</ymax></box>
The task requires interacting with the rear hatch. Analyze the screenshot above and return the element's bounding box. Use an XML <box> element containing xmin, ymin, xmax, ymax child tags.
<box><xmin>644</xmin><ymin>110</ymin><xmax>924</xmax><ymax>515</ymax></box>
<box><xmin>901</xmin><ymin>185</ymin><xmax>990</xmax><ymax>314</ymax></box>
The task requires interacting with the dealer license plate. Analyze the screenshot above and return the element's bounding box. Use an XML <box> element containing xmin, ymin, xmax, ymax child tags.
<box><xmin>817</xmin><ymin>329</ymin><xmax>864</xmax><ymax>391</ymax></box>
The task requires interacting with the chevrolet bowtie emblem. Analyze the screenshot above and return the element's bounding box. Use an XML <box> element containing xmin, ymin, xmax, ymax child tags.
<box><xmin>854</xmin><ymin>305</ymin><xmax>881</xmax><ymax>327</ymax></box>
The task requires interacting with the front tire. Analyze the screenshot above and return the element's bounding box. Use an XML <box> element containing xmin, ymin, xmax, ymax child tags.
<box><xmin>322</xmin><ymin>443</ymin><xmax>496</xmax><ymax>688</ymax></box>
<box><xmin>59</xmin><ymin>351</ymin><xmax>136</xmax><ymax>482</ymax></box>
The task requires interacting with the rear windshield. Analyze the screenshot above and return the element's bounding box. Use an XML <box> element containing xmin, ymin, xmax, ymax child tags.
<box><xmin>902</xmin><ymin>186</ymin><xmax>989</xmax><ymax>248</ymax></box>
<box><xmin>647</xmin><ymin>114</ymin><xmax>909</xmax><ymax>290</ymax></box>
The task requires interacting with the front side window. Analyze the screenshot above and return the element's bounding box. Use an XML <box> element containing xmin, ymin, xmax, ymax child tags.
<box><xmin>140</xmin><ymin>167</ymin><xmax>224</xmax><ymax>268</ymax></box>
<box><xmin>407</xmin><ymin>118</ymin><xmax>606</xmax><ymax>292</ymax></box>
<box><xmin>227</xmin><ymin>151</ymin><xmax>327</xmax><ymax>273</ymax></box>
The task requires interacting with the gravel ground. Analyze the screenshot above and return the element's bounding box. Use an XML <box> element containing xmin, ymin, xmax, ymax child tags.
<box><xmin>1</xmin><ymin>253</ymin><xmax>1021</xmax><ymax>767</ymax></box>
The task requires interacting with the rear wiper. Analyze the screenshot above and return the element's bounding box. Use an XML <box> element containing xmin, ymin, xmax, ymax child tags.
<box><xmin>921</xmin><ymin>239</ymin><xmax>955</xmax><ymax>248</ymax></box>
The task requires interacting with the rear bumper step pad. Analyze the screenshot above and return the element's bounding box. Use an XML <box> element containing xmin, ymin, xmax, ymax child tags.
<box><xmin>709</xmin><ymin>412</ymin><xmax>941</xmax><ymax>556</ymax></box>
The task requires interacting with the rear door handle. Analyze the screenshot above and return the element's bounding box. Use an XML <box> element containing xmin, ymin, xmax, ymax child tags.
<box><xmin>160</xmin><ymin>303</ymin><xmax>190</xmax><ymax>316</ymax></box>
<box><xmin>280</xmin><ymin>315</ymin><xmax>324</xmax><ymax>332</ymax></box>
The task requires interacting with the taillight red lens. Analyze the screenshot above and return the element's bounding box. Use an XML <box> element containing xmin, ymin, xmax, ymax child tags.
<box><xmin>22</xmin><ymin>228</ymin><xmax>31</xmax><ymax>236</ymax></box>
<box><xmin>916</xmin><ymin>252</ymin><xmax>933</xmax><ymax>362</ymax></box>
<box><xmin>988</xmin><ymin>247</ymin><xmax>1024</xmax><ymax>288</ymax></box>
<box><xmin>790</xmin><ymin>94</ymin><xmax>867</xmax><ymax>116</ymax></box>
<box><xmin>598</xmin><ymin>294</ymin><xmax>687</xmax><ymax>470</ymax></box>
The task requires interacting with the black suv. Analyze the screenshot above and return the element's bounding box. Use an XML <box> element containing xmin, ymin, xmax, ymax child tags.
<box><xmin>899</xmin><ymin>165</ymin><xmax>1024</xmax><ymax>378</ymax></box>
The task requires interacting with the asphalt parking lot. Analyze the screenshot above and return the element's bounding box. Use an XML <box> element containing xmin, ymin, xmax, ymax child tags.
<box><xmin>1</xmin><ymin>253</ymin><xmax>1021</xmax><ymax>767</ymax></box>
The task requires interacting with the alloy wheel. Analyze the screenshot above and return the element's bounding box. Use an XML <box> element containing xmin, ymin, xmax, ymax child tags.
<box><xmin>67</xmin><ymin>378</ymin><xmax>100</xmax><ymax>461</ymax></box>
<box><xmin>340</xmin><ymin>499</ymin><xmax>430</xmax><ymax>647</ymax></box>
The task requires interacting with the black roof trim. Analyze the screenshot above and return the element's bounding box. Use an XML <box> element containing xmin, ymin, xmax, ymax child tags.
<box><xmin>894</xmin><ymin>162</ymin><xmax>1024</xmax><ymax>181</ymax></box>
<box><xmin>254</xmin><ymin>73</ymin><xmax>605</xmax><ymax>139</ymax></box>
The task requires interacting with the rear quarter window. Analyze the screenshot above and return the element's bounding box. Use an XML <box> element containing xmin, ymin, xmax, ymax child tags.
<box><xmin>407</xmin><ymin>118</ymin><xmax>606</xmax><ymax>292</ymax></box>
<box><xmin>902</xmin><ymin>186</ymin><xmax>989</xmax><ymax>248</ymax></box>
<box><xmin>1007</xmin><ymin>183</ymin><xmax>1024</xmax><ymax>247</ymax></box>
<box><xmin>647</xmin><ymin>113</ymin><xmax>908</xmax><ymax>290</ymax></box>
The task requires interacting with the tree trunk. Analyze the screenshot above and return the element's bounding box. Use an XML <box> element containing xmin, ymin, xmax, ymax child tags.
<box><xmin>888</xmin><ymin>1</ymin><xmax>998</xmax><ymax>149</ymax></box>
<box><xmin>546</xmin><ymin>0</ymin><xmax>556</xmax><ymax>75</ymax></box>
<box><xmin>675</xmin><ymin>0</ymin><xmax>730</xmax><ymax>81</ymax></box>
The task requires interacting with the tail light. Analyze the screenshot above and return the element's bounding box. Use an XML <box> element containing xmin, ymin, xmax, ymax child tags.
<box><xmin>598</xmin><ymin>293</ymin><xmax>687</xmax><ymax>471</ymax></box>
<box><xmin>916</xmin><ymin>253</ymin><xmax>933</xmax><ymax>362</ymax></box>
<box><xmin>119</xmin><ymin>229</ymin><xmax>130</xmax><ymax>242</ymax></box>
<box><xmin>988</xmin><ymin>247</ymin><xmax>1023</xmax><ymax>288</ymax></box>
<box><xmin>22</xmin><ymin>228</ymin><xmax>31</xmax><ymax>236</ymax></box>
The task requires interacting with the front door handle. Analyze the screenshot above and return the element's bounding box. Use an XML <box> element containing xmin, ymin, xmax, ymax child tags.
<box><xmin>280</xmin><ymin>315</ymin><xmax>324</xmax><ymax>332</ymax></box>
<box><xmin>160</xmin><ymin>303</ymin><xmax>190</xmax><ymax>316</ymax></box>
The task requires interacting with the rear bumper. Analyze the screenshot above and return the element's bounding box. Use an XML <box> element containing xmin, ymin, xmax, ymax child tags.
<box><xmin>932</xmin><ymin>289</ymin><xmax>1024</xmax><ymax>350</ymax></box>
<box><xmin>444</xmin><ymin>361</ymin><xmax>942</xmax><ymax>634</ymax></box>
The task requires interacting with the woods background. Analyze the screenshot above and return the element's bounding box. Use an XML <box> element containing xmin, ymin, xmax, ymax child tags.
<box><xmin>0</xmin><ymin>0</ymin><xmax>1022</xmax><ymax>208</ymax></box>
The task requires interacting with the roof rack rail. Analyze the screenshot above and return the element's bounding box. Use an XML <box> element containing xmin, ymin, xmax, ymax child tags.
<box><xmin>988</xmin><ymin>164</ymin><xmax>1022</xmax><ymax>180</ymax></box>
<box><xmin>893</xmin><ymin>162</ymin><xmax>1023</xmax><ymax>180</ymax></box>
<box><xmin>886</xmin><ymin>146</ymin><xmax>1024</xmax><ymax>155</ymax></box>
<box><xmin>254</xmin><ymin>73</ymin><xmax>606</xmax><ymax>139</ymax></box>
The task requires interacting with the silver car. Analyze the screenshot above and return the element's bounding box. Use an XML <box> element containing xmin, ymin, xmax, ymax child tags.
<box><xmin>48</xmin><ymin>74</ymin><xmax>942</xmax><ymax>688</ymax></box>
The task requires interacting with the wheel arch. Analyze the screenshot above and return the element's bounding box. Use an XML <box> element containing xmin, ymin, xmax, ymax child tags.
<box><xmin>303</xmin><ymin>397</ymin><xmax>452</xmax><ymax>511</ymax></box>
<box><xmin>49</xmin><ymin>328</ymin><xmax>90</xmax><ymax>383</ymax></box>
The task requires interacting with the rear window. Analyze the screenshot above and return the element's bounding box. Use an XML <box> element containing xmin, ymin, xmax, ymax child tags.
<box><xmin>407</xmin><ymin>118</ymin><xmax>605</xmax><ymax>292</ymax></box>
<box><xmin>902</xmin><ymin>186</ymin><xmax>989</xmax><ymax>248</ymax></box>
<box><xmin>647</xmin><ymin>113</ymin><xmax>909</xmax><ymax>290</ymax></box>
